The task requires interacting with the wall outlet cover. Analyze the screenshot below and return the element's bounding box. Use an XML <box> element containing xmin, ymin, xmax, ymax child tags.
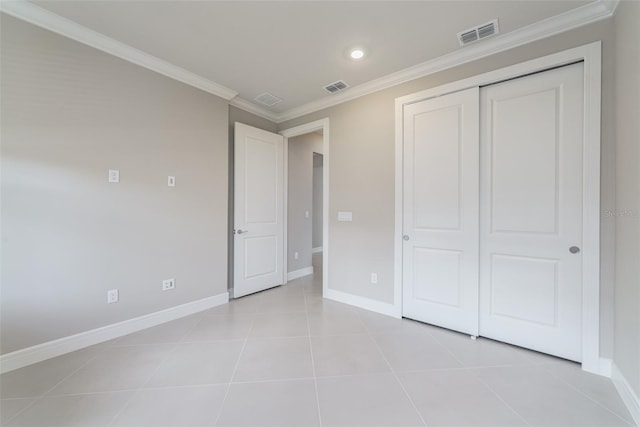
<box><xmin>107</xmin><ymin>289</ymin><xmax>119</xmax><ymax>304</ymax></box>
<box><xmin>162</xmin><ymin>278</ymin><xmax>175</xmax><ymax>291</ymax></box>
<box><xmin>108</xmin><ymin>169</ymin><xmax>120</xmax><ymax>183</ymax></box>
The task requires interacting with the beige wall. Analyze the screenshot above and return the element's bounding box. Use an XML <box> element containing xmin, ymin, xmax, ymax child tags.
<box><xmin>287</xmin><ymin>133</ymin><xmax>323</xmax><ymax>273</ymax></box>
<box><xmin>312</xmin><ymin>155</ymin><xmax>324</xmax><ymax>249</ymax></box>
<box><xmin>279</xmin><ymin>19</ymin><xmax>617</xmax><ymax>357</ymax></box>
<box><xmin>613</xmin><ymin>0</ymin><xmax>640</xmax><ymax>398</ymax></box>
<box><xmin>0</xmin><ymin>15</ymin><xmax>230</xmax><ymax>354</ymax></box>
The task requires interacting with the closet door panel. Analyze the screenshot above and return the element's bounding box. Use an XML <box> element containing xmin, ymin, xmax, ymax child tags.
<box><xmin>402</xmin><ymin>87</ymin><xmax>480</xmax><ymax>336</ymax></box>
<box><xmin>479</xmin><ymin>63</ymin><xmax>584</xmax><ymax>361</ymax></box>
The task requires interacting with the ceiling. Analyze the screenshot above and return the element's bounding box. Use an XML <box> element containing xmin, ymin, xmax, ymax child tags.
<box><xmin>11</xmin><ymin>1</ymin><xmax>604</xmax><ymax>120</ymax></box>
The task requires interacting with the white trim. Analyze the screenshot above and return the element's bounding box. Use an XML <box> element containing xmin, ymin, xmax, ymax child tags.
<box><xmin>275</xmin><ymin>1</ymin><xmax>616</xmax><ymax>123</ymax></box>
<box><xmin>612</xmin><ymin>363</ymin><xmax>640</xmax><ymax>426</ymax></box>
<box><xmin>0</xmin><ymin>293</ymin><xmax>229</xmax><ymax>374</ymax></box>
<box><xmin>229</xmin><ymin>97</ymin><xmax>280</xmax><ymax>123</ymax></box>
<box><xmin>0</xmin><ymin>0</ymin><xmax>237</xmax><ymax>101</ymax></box>
<box><xmin>394</xmin><ymin>42</ymin><xmax>602</xmax><ymax>374</ymax></box>
<box><xmin>287</xmin><ymin>267</ymin><xmax>314</xmax><ymax>281</ymax></box>
<box><xmin>598</xmin><ymin>357</ymin><xmax>613</xmax><ymax>378</ymax></box>
<box><xmin>312</xmin><ymin>247</ymin><xmax>323</xmax><ymax>254</ymax></box>
<box><xmin>325</xmin><ymin>289</ymin><xmax>400</xmax><ymax>319</ymax></box>
<box><xmin>280</xmin><ymin>119</ymin><xmax>330</xmax><ymax>299</ymax></box>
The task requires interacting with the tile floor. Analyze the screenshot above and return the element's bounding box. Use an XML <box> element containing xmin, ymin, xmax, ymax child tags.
<box><xmin>0</xmin><ymin>255</ymin><xmax>634</xmax><ymax>426</ymax></box>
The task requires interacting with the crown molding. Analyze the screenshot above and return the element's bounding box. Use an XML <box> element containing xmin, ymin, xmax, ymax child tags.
<box><xmin>275</xmin><ymin>0</ymin><xmax>616</xmax><ymax>123</ymax></box>
<box><xmin>1</xmin><ymin>0</ymin><xmax>617</xmax><ymax>123</ymax></box>
<box><xmin>229</xmin><ymin>96</ymin><xmax>280</xmax><ymax>123</ymax></box>
<box><xmin>0</xmin><ymin>0</ymin><xmax>238</xmax><ymax>100</ymax></box>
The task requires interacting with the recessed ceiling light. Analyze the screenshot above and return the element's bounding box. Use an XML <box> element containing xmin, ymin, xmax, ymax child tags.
<box><xmin>350</xmin><ymin>48</ymin><xmax>365</xmax><ymax>60</ymax></box>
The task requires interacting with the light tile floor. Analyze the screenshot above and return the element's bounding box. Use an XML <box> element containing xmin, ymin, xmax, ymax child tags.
<box><xmin>1</xmin><ymin>255</ymin><xmax>634</xmax><ymax>426</ymax></box>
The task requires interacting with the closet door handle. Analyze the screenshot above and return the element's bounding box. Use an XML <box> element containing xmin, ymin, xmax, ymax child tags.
<box><xmin>403</xmin><ymin>235</ymin><xmax>410</xmax><ymax>241</ymax></box>
<box><xmin>569</xmin><ymin>246</ymin><xmax>580</xmax><ymax>254</ymax></box>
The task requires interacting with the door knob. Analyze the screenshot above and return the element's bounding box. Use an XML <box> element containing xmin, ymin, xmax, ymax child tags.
<box><xmin>403</xmin><ymin>235</ymin><xmax>410</xmax><ymax>241</ymax></box>
<box><xmin>569</xmin><ymin>246</ymin><xmax>580</xmax><ymax>254</ymax></box>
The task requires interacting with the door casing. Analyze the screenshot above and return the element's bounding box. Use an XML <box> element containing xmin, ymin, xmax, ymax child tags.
<box><xmin>394</xmin><ymin>42</ymin><xmax>603</xmax><ymax>375</ymax></box>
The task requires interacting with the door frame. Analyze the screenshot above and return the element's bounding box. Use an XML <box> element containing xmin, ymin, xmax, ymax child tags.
<box><xmin>394</xmin><ymin>42</ymin><xmax>603</xmax><ymax>375</ymax></box>
<box><xmin>280</xmin><ymin>118</ymin><xmax>330</xmax><ymax>296</ymax></box>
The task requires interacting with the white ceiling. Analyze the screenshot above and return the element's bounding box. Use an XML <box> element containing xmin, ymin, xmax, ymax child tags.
<box><xmin>19</xmin><ymin>1</ymin><xmax>599</xmax><ymax>119</ymax></box>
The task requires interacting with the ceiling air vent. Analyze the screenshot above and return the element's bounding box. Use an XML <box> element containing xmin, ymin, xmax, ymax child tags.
<box><xmin>254</xmin><ymin>92</ymin><xmax>283</xmax><ymax>107</ymax></box>
<box><xmin>457</xmin><ymin>19</ymin><xmax>499</xmax><ymax>47</ymax></box>
<box><xmin>323</xmin><ymin>80</ymin><xmax>349</xmax><ymax>94</ymax></box>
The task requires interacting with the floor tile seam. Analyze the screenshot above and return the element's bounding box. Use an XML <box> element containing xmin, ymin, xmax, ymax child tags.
<box><xmin>33</xmin><ymin>388</ymin><xmax>141</xmax><ymax>399</ymax></box>
<box><xmin>1</xmin><ymin>395</ymin><xmax>42</xmax><ymax>425</ymax></box>
<box><xmin>230</xmin><ymin>376</ymin><xmax>317</xmax><ymax>386</ymax></box>
<box><xmin>419</xmin><ymin>330</ymin><xmax>469</xmax><ymax>370</ymax></box>
<box><xmin>212</xmin><ymin>313</ymin><xmax>257</xmax><ymax>427</ymax></box>
<box><xmin>41</xmin><ymin>347</ymin><xmax>107</xmax><ymax>398</ymax></box>
<box><xmin>537</xmin><ymin>364</ymin><xmax>635</xmax><ymax>425</ymax></box>
<box><xmin>173</xmin><ymin>338</ymin><xmax>247</xmax><ymax>347</ymax></box>
<box><xmin>105</xmin><ymin>339</ymin><xmax>182</xmax><ymax>426</ymax></box>
<box><xmin>303</xmin><ymin>283</ymin><xmax>324</xmax><ymax>427</ymax></box>
<box><xmin>109</xmin><ymin>340</ymin><xmax>205</xmax><ymax>347</ymax></box>
<box><xmin>197</xmin><ymin>313</ymin><xmax>259</xmax><ymax>319</ymax></box>
<box><xmin>466</xmin><ymin>368</ymin><xmax>533</xmax><ymax>426</ymax></box>
<box><xmin>363</xmin><ymin>327</ymin><xmax>427</xmax><ymax>427</ymax></box>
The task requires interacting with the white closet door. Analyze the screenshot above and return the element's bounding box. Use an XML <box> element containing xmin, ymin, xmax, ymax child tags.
<box><xmin>479</xmin><ymin>63</ymin><xmax>584</xmax><ymax>361</ymax></box>
<box><xmin>402</xmin><ymin>87</ymin><xmax>480</xmax><ymax>336</ymax></box>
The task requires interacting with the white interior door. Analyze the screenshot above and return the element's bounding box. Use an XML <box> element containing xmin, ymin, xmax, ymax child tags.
<box><xmin>234</xmin><ymin>122</ymin><xmax>285</xmax><ymax>298</ymax></box>
<box><xmin>479</xmin><ymin>63</ymin><xmax>584</xmax><ymax>361</ymax></box>
<box><xmin>402</xmin><ymin>87</ymin><xmax>480</xmax><ymax>336</ymax></box>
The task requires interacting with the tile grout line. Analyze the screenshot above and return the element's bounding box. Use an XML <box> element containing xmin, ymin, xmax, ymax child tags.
<box><xmin>102</xmin><ymin>317</ymin><xmax>206</xmax><ymax>425</ymax></box>
<box><xmin>538</xmin><ymin>364</ymin><xmax>635</xmax><ymax>425</ymax></box>
<box><xmin>212</xmin><ymin>306</ymin><xmax>257</xmax><ymax>427</ymax></box>
<box><xmin>1</xmin><ymin>347</ymin><xmax>107</xmax><ymax>425</ymax></box>
<box><xmin>426</xmin><ymin>330</ymin><xmax>532</xmax><ymax>427</ymax></box>
<box><xmin>466</xmin><ymin>368</ymin><xmax>533</xmax><ymax>426</ymax></box>
<box><xmin>304</xmin><ymin>284</ymin><xmax>324</xmax><ymax>427</ymax></box>
<box><xmin>358</xmin><ymin>312</ymin><xmax>428</xmax><ymax>427</ymax></box>
<box><xmin>105</xmin><ymin>343</ymin><xmax>181</xmax><ymax>426</ymax></box>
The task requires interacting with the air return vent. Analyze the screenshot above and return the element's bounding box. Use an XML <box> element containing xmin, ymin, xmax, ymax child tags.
<box><xmin>254</xmin><ymin>92</ymin><xmax>283</xmax><ymax>107</ymax></box>
<box><xmin>323</xmin><ymin>80</ymin><xmax>349</xmax><ymax>94</ymax></box>
<box><xmin>457</xmin><ymin>19</ymin><xmax>499</xmax><ymax>46</ymax></box>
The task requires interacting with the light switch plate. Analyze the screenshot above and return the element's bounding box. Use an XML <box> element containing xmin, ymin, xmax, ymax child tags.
<box><xmin>108</xmin><ymin>169</ymin><xmax>120</xmax><ymax>183</ymax></box>
<box><xmin>168</xmin><ymin>176</ymin><xmax>176</xmax><ymax>187</ymax></box>
<box><xmin>338</xmin><ymin>211</ymin><xmax>353</xmax><ymax>222</ymax></box>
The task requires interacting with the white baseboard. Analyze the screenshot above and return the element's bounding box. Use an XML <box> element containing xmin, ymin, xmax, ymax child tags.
<box><xmin>287</xmin><ymin>267</ymin><xmax>314</xmax><ymax>281</ymax></box>
<box><xmin>312</xmin><ymin>247</ymin><xmax>323</xmax><ymax>254</ymax></box>
<box><xmin>325</xmin><ymin>288</ymin><xmax>401</xmax><ymax>318</ymax></box>
<box><xmin>612</xmin><ymin>362</ymin><xmax>640</xmax><ymax>426</ymax></box>
<box><xmin>596</xmin><ymin>357</ymin><xmax>613</xmax><ymax>377</ymax></box>
<box><xmin>0</xmin><ymin>292</ymin><xmax>229</xmax><ymax>374</ymax></box>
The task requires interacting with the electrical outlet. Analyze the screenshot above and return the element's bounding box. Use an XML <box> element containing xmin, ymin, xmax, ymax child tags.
<box><xmin>168</xmin><ymin>176</ymin><xmax>176</xmax><ymax>187</ymax></box>
<box><xmin>294</xmin><ymin>252</ymin><xmax>299</xmax><ymax>260</ymax></box>
<box><xmin>162</xmin><ymin>278</ymin><xmax>175</xmax><ymax>291</ymax></box>
<box><xmin>107</xmin><ymin>289</ymin><xmax>119</xmax><ymax>304</ymax></box>
<box><xmin>108</xmin><ymin>169</ymin><xmax>120</xmax><ymax>183</ymax></box>
<box><xmin>371</xmin><ymin>273</ymin><xmax>378</xmax><ymax>284</ymax></box>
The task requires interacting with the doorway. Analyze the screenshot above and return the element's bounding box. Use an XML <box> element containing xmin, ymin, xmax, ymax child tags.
<box><xmin>285</xmin><ymin>132</ymin><xmax>323</xmax><ymax>283</ymax></box>
<box><xmin>281</xmin><ymin>119</ymin><xmax>330</xmax><ymax>297</ymax></box>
